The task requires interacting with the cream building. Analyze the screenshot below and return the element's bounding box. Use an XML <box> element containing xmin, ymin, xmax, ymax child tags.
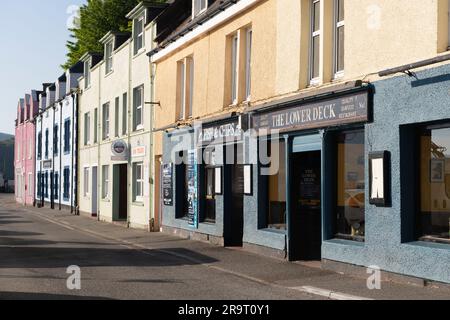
<box><xmin>77</xmin><ymin>1</ymin><xmax>166</xmax><ymax>230</ymax></box>
<box><xmin>150</xmin><ymin>0</ymin><xmax>450</xmax><ymax>284</ymax></box>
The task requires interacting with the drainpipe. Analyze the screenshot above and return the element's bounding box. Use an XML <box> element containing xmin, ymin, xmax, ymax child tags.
<box><xmin>149</xmin><ymin>56</ymin><xmax>156</xmax><ymax>232</ymax></box>
<box><xmin>70</xmin><ymin>94</ymin><xmax>75</xmax><ymax>214</ymax></box>
<box><xmin>97</xmin><ymin>62</ymin><xmax>102</xmax><ymax>222</ymax></box>
<box><xmin>72</xmin><ymin>93</ymin><xmax>79</xmax><ymax>215</ymax></box>
<box><xmin>40</xmin><ymin>113</ymin><xmax>44</xmax><ymax>208</ymax></box>
<box><xmin>59</xmin><ymin>101</ymin><xmax>63</xmax><ymax>211</ymax></box>
<box><xmin>127</xmin><ymin>36</ymin><xmax>132</xmax><ymax>228</ymax></box>
<box><xmin>33</xmin><ymin>116</ymin><xmax>36</xmax><ymax>207</ymax></box>
<box><xmin>51</xmin><ymin>105</ymin><xmax>55</xmax><ymax>210</ymax></box>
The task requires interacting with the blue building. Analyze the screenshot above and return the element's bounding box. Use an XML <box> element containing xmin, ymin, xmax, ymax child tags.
<box><xmin>161</xmin><ymin>62</ymin><xmax>450</xmax><ymax>285</ymax></box>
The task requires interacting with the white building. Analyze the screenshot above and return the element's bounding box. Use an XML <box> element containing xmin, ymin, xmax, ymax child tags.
<box><xmin>35</xmin><ymin>63</ymin><xmax>83</xmax><ymax>211</ymax></box>
<box><xmin>77</xmin><ymin>1</ymin><xmax>165</xmax><ymax>230</ymax></box>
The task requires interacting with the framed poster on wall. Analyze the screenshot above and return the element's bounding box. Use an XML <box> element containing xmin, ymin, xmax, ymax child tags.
<box><xmin>244</xmin><ymin>164</ymin><xmax>253</xmax><ymax>196</ymax></box>
<box><xmin>369</xmin><ymin>151</ymin><xmax>391</xmax><ymax>207</ymax></box>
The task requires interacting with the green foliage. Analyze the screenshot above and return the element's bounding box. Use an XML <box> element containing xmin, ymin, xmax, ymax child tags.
<box><xmin>62</xmin><ymin>0</ymin><xmax>141</xmax><ymax>70</ymax></box>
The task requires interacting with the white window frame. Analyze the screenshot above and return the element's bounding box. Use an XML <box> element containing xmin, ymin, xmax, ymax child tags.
<box><xmin>333</xmin><ymin>0</ymin><xmax>345</xmax><ymax>78</ymax></box>
<box><xmin>231</xmin><ymin>34</ymin><xmax>239</xmax><ymax>105</ymax></box>
<box><xmin>245</xmin><ymin>28</ymin><xmax>253</xmax><ymax>101</ymax></box>
<box><xmin>177</xmin><ymin>60</ymin><xmax>186</xmax><ymax>120</ymax></box>
<box><xmin>84</xmin><ymin>112</ymin><xmax>90</xmax><ymax>146</ymax></box>
<box><xmin>133</xmin><ymin>162</ymin><xmax>144</xmax><ymax>203</ymax></box>
<box><xmin>102</xmin><ymin>165</ymin><xmax>109</xmax><ymax>199</ymax></box>
<box><xmin>84</xmin><ymin>167</ymin><xmax>90</xmax><ymax>197</ymax></box>
<box><xmin>177</xmin><ymin>57</ymin><xmax>194</xmax><ymax>121</ymax></box>
<box><xmin>309</xmin><ymin>0</ymin><xmax>321</xmax><ymax>85</ymax></box>
<box><xmin>193</xmin><ymin>0</ymin><xmax>208</xmax><ymax>18</ymax></box>
<box><xmin>133</xmin><ymin>86</ymin><xmax>144</xmax><ymax>131</ymax></box>
<box><xmin>102</xmin><ymin>103</ymin><xmax>110</xmax><ymax>140</ymax></box>
<box><xmin>105</xmin><ymin>41</ymin><xmax>114</xmax><ymax>75</ymax></box>
<box><xmin>134</xmin><ymin>14</ymin><xmax>145</xmax><ymax>55</ymax></box>
<box><xmin>84</xmin><ymin>59</ymin><xmax>91</xmax><ymax>89</ymax></box>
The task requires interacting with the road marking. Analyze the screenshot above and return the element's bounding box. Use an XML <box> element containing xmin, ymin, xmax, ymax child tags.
<box><xmin>291</xmin><ymin>286</ymin><xmax>373</xmax><ymax>300</ymax></box>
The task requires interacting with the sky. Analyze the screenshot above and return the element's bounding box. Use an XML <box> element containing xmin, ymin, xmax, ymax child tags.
<box><xmin>0</xmin><ymin>0</ymin><xmax>86</xmax><ymax>134</ymax></box>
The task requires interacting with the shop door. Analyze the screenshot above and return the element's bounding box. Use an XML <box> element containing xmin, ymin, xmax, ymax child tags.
<box><xmin>225</xmin><ymin>144</ymin><xmax>244</xmax><ymax>247</ymax></box>
<box><xmin>290</xmin><ymin>151</ymin><xmax>322</xmax><ymax>261</ymax></box>
<box><xmin>114</xmin><ymin>164</ymin><xmax>128</xmax><ymax>220</ymax></box>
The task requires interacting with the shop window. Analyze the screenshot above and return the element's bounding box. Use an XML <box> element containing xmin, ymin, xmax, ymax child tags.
<box><xmin>262</xmin><ymin>139</ymin><xmax>287</xmax><ymax>231</ymax></box>
<box><xmin>335</xmin><ymin>129</ymin><xmax>365</xmax><ymax>241</ymax></box>
<box><xmin>418</xmin><ymin>125</ymin><xmax>450</xmax><ymax>243</ymax></box>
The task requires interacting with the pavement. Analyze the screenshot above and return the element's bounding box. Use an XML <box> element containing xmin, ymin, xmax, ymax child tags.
<box><xmin>0</xmin><ymin>193</ymin><xmax>449</xmax><ymax>300</ymax></box>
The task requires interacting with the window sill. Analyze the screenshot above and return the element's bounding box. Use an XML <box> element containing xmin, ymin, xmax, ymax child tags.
<box><xmin>133</xmin><ymin>48</ymin><xmax>146</xmax><ymax>59</ymax></box>
<box><xmin>134</xmin><ymin>125</ymin><xmax>144</xmax><ymax>132</ymax></box>
<box><xmin>132</xmin><ymin>202</ymin><xmax>144</xmax><ymax>207</ymax></box>
<box><xmin>308</xmin><ymin>78</ymin><xmax>321</xmax><ymax>87</ymax></box>
<box><xmin>102</xmin><ymin>198</ymin><xmax>111</xmax><ymax>203</ymax></box>
<box><xmin>105</xmin><ymin>70</ymin><xmax>114</xmax><ymax>78</ymax></box>
<box><xmin>259</xmin><ymin>227</ymin><xmax>287</xmax><ymax>235</ymax></box>
<box><xmin>332</xmin><ymin>71</ymin><xmax>345</xmax><ymax>81</ymax></box>
<box><xmin>324</xmin><ymin>238</ymin><xmax>365</xmax><ymax>247</ymax></box>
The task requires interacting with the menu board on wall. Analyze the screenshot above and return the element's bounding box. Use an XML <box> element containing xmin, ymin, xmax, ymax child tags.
<box><xmin>187</xmin><ymin>150</ymin><xmax>199</xmax><ymax>228</ymax></box>
<box><xmin>162</xmin><ymin>164</ymin><xmax>174</xmax><ymax>206</ymax></box>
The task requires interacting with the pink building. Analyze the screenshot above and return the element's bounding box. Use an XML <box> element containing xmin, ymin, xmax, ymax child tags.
<box><xmin>15</xmin><ymin>91</ymin><xmax>40</xmax><ymax>205</ymax></box>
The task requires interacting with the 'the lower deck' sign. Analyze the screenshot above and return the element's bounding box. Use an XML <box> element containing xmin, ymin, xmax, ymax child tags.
<box><xmin>251</xmin><ymin>91</ymin><xmax>369</xmax><ymax>134</ymax></box>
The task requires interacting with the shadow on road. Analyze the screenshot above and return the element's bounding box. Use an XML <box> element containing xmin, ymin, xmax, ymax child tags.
<box><xmin>0</xmin><ymin>247</ymin><xmax>218</xmax><ymax>269</ymax></box>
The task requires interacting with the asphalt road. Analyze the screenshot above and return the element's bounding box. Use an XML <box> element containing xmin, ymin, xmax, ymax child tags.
<box><xmin>0</xmin><ymin>196</ymin><xmax>318</xmax><ymax>300</ymax></box>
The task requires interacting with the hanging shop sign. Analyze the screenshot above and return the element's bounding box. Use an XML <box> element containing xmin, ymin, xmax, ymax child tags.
<box><xmin>111</xmin><ymin>140</ymin><xmax>129</xmax><ymax>161</ymax></box>
<box><xmin>187</xmin><ymin>150</ymin><xmax>199</xmax><ymax>228</ymax></box>
<box><xmin>196</xmin><ymin>116</ymin><xmax>247</xmax><ymax>146</ymax></box>
<box><xmin>251</xmin><ymin>91</ymin><xmax>369</xmax><ymax>134</ymax></box>
<box><xmin>162</xmin><ymin>163</ymin><xmax>174</xmax><ymax>206</ymax></box>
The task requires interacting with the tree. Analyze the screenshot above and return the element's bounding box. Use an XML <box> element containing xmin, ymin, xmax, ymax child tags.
<box><xmin>63</xmin><ymin>0</ymin><xmax>141</xmax><ymax>70</ymax></box>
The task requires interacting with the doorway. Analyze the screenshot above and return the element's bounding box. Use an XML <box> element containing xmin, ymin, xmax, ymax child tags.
<box><xmin>224</xmin><ymin>144</ymin><xmax>244</xmax><ymax>247</ymax></box>
<box><xmin>290</xmin><ymin>150</ymin><xmax>322</xmax><ymax>261</ymax></box>
<box><xmin>113</xmin><ymin>164</ymin><xmax>128</xmax><ymax>221</ymax></box>
<box><xmin>91</xmin><ymin>166</ymin><xmax>98</xmax><ymax>217</ymax></box>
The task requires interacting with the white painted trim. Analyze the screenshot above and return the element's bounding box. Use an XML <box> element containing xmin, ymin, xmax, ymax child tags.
<box><xmin>151</xmin><ymin>0</ymin><xmax>262</xmax><ymax>63</ymax></box>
